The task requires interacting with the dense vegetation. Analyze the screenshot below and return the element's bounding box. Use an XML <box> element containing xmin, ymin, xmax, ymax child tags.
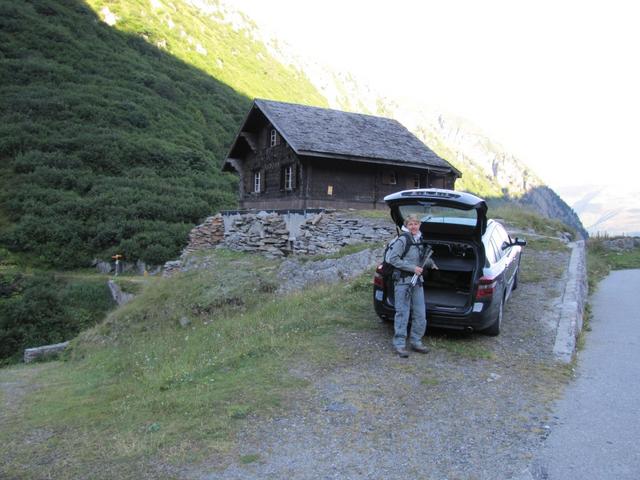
<box><xmin>0</xmin><ymin>0</ymin><xmax>326</xmax><ymax>268</ymax></box>
<box><xmin>0</xmin><ymin>269</ymin><xmax>115</xmax><ymax>363</ymax></box>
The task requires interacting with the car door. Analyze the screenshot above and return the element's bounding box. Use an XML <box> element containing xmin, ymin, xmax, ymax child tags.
<box><xmin>494</xmin><ymin>225</ymin><xmax>517</xmax><ymax>286</ymax></box>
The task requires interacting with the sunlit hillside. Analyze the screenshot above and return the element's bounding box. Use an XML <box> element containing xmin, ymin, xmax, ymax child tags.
<box><xmin>0</xmin><ymin>0</ymin><xmax>326</xmax><ymax>268</ymax></box>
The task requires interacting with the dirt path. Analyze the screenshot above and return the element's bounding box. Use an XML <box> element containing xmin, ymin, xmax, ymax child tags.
<box><xmin>185</xmin><ymin>247</ymin><xmax>572</xmax><ymax>480</ymax></box>
<box><xmin>0</xmin><ymin>362</ymin><xmax>57</xmax><ymax>472</ymax></box>
<box><xmin>0</xmin><ymin>363</ymin><xmax>51</xmax><ymax>421</ymax></box>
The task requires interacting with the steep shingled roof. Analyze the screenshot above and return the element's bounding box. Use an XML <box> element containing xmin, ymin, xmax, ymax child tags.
<box><xmin>229</xmin><ymin>99</ymin><xmax>457</xmax><ymax>173</ymax></box>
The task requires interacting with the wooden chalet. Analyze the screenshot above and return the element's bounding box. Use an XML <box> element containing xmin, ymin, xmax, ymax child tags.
<box><xmin>222</xmin><ymin>99</ymin><xmax>461</xmax><ymax>210</ymax></box>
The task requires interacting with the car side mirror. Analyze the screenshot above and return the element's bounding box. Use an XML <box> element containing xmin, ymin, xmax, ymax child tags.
<box><xmin>512</xmin><ymin>237</ymin><xmax>527</xmax><ymax>247</ymax></box>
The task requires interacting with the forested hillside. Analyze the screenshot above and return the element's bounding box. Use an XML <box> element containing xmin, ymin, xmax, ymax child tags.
<box><xmin>0</xmin><ymin>0</ymin><xmax>326</xmax><ymax>268</ymax></box>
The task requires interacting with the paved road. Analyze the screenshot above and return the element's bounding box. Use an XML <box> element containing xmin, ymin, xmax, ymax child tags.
<box><xmin>534</xmin><ymin>269</ymin><xmax>640</xmax><ymax>479</ymax></box>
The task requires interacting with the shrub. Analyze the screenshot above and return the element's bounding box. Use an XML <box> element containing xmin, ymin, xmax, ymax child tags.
<box><xmin>0</xmin><ymin>271</ymin><xmax>114</xmax><ymax>363</ymax></box>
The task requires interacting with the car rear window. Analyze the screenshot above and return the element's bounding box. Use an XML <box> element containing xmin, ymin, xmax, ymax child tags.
<box><xmin>399</xmin><ymin>204</ymin><xmax>478</xmax><ymax>228</ymax></box>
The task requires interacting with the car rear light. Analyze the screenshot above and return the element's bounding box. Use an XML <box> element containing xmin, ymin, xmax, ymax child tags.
<box><xmin>373</xmin><ymin>265</ymin><xmax>385</xmax><ymax>288</ymax></box>
<box><xmin>476</xmin><ymin>276</ymin><xmax>496</xmax><ymax>299</ymax></box>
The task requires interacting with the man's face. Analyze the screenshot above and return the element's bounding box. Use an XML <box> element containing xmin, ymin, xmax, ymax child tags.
<box><xmin>406</xmin><ymin>220</ymin><xmax>420</xmax><ymax>235</ymax></box>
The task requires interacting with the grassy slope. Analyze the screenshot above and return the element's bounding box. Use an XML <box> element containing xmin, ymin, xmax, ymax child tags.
<box><xmin>0</xmin><ymin>208</ymin><xmax>579</xmax><ymax>477</ymax></box>
<box><xmin>0</xmin><ymin>250</ymin><xmax>375</xmax><ymax>478</ymax></box>
<box><xmin>0</xmin><ymin>0</ymin><xmax>326</xmax><ymax>268</ymax></box>
<box><xmin>586</xmin><ymin>237</ymin><xmax>640</xmax><ymax>292</ymax></box>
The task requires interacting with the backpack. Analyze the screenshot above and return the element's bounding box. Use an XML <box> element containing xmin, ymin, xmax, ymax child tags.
<box><xmin>379</xmin><ymin>232</ymin><xmax>413</xmax><ymax>277</ymax></box>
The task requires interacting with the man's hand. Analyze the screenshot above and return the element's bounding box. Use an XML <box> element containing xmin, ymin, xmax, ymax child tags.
<box><xmin>414</xmin><ymin>266</ymin><xmax>423</xmax><ymax>275</ymax></box>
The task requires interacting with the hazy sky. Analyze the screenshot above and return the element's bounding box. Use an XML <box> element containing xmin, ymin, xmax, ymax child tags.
<box><xmin>232</xmin><ymin>0</ymin><xmax>637</xmax><ymax>191</ymax></box>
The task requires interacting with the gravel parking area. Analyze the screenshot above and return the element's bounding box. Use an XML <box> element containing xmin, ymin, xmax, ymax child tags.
<box><xmin>189</xmin><ymin>247</ymin><xmax>572</xmax><ymax>480</ymax></box>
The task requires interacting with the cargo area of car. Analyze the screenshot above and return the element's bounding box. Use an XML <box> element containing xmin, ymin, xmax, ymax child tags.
<box><xmin>384</xmin><ymin>240</ymin><xmax>480</xmax><ymax>310</ymax></box>
<box><xmin>422</xmin><ymin>241</ymin><xmax>479</xmax><ymax>309</ymax></box>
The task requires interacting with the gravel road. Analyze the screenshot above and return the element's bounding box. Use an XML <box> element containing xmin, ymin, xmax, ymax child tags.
<box><xmin>187</xmin><ymin>247</ymin><xmax>573</xmax><ymax>480</ymax></box>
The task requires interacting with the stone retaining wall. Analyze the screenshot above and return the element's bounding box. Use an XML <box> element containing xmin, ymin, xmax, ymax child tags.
<box><xmin>552</xmin><ymin>240</ymin><xmax>588</xmax><ymax>363</ymax></box>
<box><xmin>24</xmin><ymin>341</ymin><xmax>69</xmax><ymax>363</ymax></box>
<box><xmin>163</xmin><ymin>211</ymin><xmax>397</xmax><ymax>276</ymax></box>
<box><xmin>602</xmin><ymin>236</ymin><xmax>640</xmax><ymax>251</ymax></box>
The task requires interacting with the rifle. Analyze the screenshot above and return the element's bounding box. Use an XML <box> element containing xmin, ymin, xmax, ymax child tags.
<box><xmin>407</xmin><ymin>248</ymin><xmax>438</xmax><ymax>298</ymax></box>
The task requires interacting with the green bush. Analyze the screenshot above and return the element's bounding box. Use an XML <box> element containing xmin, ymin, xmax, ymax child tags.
<box><xmin>0</xmin><ymin>271</ymin><xmax>114</xmax><ymax>363</ymax></box>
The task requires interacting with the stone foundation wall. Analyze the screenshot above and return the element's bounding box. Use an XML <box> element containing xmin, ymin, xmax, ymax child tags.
<box><xmin>163</xmin><ymin>210</ymin><xmax>397</xmax><ymax>276</ymax></box>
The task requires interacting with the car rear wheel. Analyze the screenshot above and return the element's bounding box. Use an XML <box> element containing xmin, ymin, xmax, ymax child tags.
<box><xmin>483</xmin><ymin>296</ymin><xmax>503</xmax><ymax>336</ymax></box>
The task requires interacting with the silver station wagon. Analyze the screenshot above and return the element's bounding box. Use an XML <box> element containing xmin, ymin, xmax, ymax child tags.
<box><xmin>373</xmin><ymin>189</ymin><xmax>526</xmax><ymax>335</ymax></box>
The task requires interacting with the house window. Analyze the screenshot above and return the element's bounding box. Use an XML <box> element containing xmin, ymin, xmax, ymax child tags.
<box><xmin>283</xmin><ymin>165</ymin><xmax>293</xmax><ymax>190</ymax></box>
<box><xmin>382</xmin><ymin>171</ymin><xmax>397</xmax><ymax>185</ymax></box>
<box><xmin>327</xmin><ymin>185</ymin><xmax>333</xmax><ymax>196</ymax></box>
<box><xmin>410</xmin><ymin>174</ymin><xmax>427</xmax><ymax>189</ymax></box>
<box><xmin>411</xmin><ymin>174</ymin><xmax>420</xmax><ymax>189</ymax></box>
<box><xmin>270</xmin><ymin>129</ymin><xmax>277</xmax><ymax>147</ymax></box>
<box><xmin>253</xmin><ymin>170</ymin><xmax>261</xmax><ymax>193</ymax></box>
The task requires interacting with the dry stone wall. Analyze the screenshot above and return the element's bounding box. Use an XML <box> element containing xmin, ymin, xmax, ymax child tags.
<box><xmin>163</xmin><ymin>210</ymin><xmax>397</xmax><ymax>276</ymax></box>
<box><xmin>602</xmin><ymin>236</ymin><xmax>640</xmax><ymax>251</ymax></box>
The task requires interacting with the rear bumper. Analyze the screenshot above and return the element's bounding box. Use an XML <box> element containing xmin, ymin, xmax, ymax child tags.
<box><xmin>373</xmin><ymin>287</ymin><xmax>496</xmax><ymax>332</ymax></box>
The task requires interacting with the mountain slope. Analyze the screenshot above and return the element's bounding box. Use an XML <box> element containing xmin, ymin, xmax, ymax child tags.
<box><xmin>258</xmin><ymin>28</ymin><xmax>587</xmax><ymax>237</ymax></box>
<box><xmin>0</xmin><ymin>0</ymin><xmax>326</xmax><ymax>268</ymax></box>
<box><xmin>413</xmin><ymin>109</ymin><xmax>587</xmax><ymax>237</ymax></box>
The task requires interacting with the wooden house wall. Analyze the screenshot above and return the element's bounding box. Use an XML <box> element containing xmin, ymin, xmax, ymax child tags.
<box><xmin>238</xmin><ymin>139</ymin><xmax>306</xmax><ymax>210</ymax></box>
<box><xmin>305</xmin><ymin>159</ymin><xmax>376</xmax><ymax>208</ymax></box>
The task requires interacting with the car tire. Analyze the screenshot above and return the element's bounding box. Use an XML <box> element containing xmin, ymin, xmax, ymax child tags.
<box><xmin>484</xmin><ymin>296</ymin><xmax>503</xmax><ymax>336</ymax></box>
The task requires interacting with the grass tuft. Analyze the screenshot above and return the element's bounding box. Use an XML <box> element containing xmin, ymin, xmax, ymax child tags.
<box><xmin>239</xmin><ymin>453</ymin><xmax>261</xmax><ymax>464</ymax></box>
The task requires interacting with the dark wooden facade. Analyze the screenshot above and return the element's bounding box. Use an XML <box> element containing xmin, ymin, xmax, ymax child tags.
<box><xmin>223</xmin><ymin>100</ymin><xmax>460</xmax><ymax>210</ymax></box>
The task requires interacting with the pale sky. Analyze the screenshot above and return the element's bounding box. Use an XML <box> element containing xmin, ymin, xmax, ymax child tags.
<box><xmin>232</xmin><ymin>0</ymin><xmax>638</xmax><ymax>192</ymax></box>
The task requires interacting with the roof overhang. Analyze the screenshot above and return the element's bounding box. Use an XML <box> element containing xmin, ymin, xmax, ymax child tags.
<box><xmin>298</xmin><ymin>150</ymin><xmax>460</xmax><ymax>176</ymax></box>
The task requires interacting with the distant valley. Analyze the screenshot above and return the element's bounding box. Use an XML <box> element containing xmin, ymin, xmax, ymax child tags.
<box><xmin>556</xmin><ymin>184</ymin><xmax>640</xmax><ymax>237</ymax></box>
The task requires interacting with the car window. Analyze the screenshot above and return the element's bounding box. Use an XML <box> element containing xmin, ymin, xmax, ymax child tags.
<box><xmin>490</xmin><ymin>236</ymin><xmax>503</xmax><ymax>261</ymax></box>
<box><xmin>485</xmin><ymin>243</ymin><xmax>496</xmax><ymax>265</ymax></box>
<box><xmin>398</xmin><ymin>204</ymin><xmax>478</xmax><ymax>228</ymax></box>
<box><xmin>494</xmin><ymin>225</ymin><xmax>510</xmax><ymax>250</ymax></box>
